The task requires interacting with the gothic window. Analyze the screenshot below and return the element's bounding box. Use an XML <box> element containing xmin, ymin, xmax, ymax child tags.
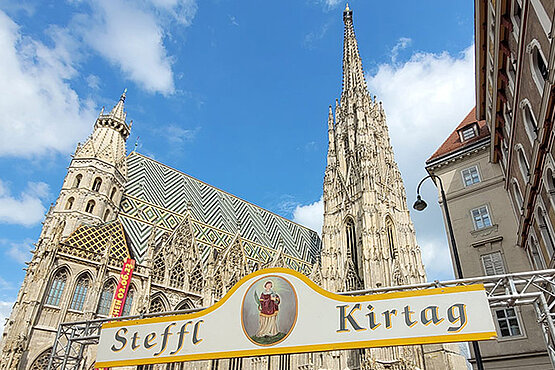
<box><xmin>45</xmin><ymin>269</ymin><xmax>69</xmax><ymax>307</ymax></box>
<box><xmin>152</xmin><ymin>252</ymin><xmax>165</xmax><ymax>284</ymax></box>
<box><xmin>176</xmin><ymin>299</ymin><xmax>193</xmax><ymax>310</ymax></box>
<box><xmin>122</xmin><ymin>287</ymin><xmax>134</xmax><ymax>316</ymax></box>
<box><xmin>103</xmin><ymin>209</ymin><xmax>110</xmax><ymax>221</ymax></box>
<box><xmin>170</xmin><ymin>260</ymin><xmax>185</xmax><ymax>290</ymax></box>
<box><xmin>97</xmin><ymin>280</ymin><xmax>116</xmax><ymax>316</ymax></box>
<box><xmin>213</xmin><ymin>271</ymin><xmax>223</xmax><ymax>299</ymax></box>
<box><xmin>85</xmin><ymin>200</ymin><xmax>95</xmax><ymax>214</ymax></box>
<box><xmin>92</xmin><ymin>177</ymin><xmax>102</xmax><ymax>192</ymax></box>
<box><xmin>522</xmin><ymin>102</ymin><xmax>538</xmax><ymax>143</ymax></box>
<box><xmin>516</xmin><ymin>146</ymin><xmax>530</xmax><ymax>181</ymax></box>
<box><xmin>70</xmin><ymin>274</ymin><xmax>90</xmax><ymax>311</ymax></box>
<box><xmin>530</xmin><ymin>42</ymin><xmax>548</xmax><ymax>92</ymax></box>
<box><xmin>29</xmin><ymin>348</ymin><xmax>52</xmax><ymax>370</ymax></box>
<box><xmin>73</xmin><ymin>174</ymin><xmax>82</xmax><ymax>188</ymax></box>
<box><xmin>110</xmin><ymin>187</ymin><xmax>117</xmax><ymax>201</ymax></box>
<box><xmin>149</xmin><ymin>296</ymin><xmax>166</xmax><ymax>313</ymax></box>
<box><xmin>65</xmin><ymin>197</ymin><xmax>74</xmax><ymax>210</ymax></box>
<box><xmin>189</xmin><ymin>263</ymin><xmax>203</xmax><ymax>293</ymax></box>
<box><xmin>345</xmin><ymin>217</ymin><xmax>359</xmax><ymax>272</ymax></box>
<box><xmin>386</xmin><ymin>217</ymin><xmax>396</xmax><ymax>259</ymax></box>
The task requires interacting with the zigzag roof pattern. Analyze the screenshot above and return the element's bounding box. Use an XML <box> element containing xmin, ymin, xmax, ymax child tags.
<box><xmin>120</xmin><ymin>152</ymin><xmax>322</xmax><ymax>265</ymax></box>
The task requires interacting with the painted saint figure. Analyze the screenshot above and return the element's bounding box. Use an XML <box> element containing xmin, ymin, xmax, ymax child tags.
<box><xmin>255</xmin><ymin>281</ymin><xmax>280</xmax><ymax>337</ymax></box>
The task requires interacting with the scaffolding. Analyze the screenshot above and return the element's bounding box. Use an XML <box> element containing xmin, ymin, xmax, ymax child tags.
<box><xmin>47</xmin><ymin>269</ymin><xmax>555</xmax><ymax>369</ymax></box>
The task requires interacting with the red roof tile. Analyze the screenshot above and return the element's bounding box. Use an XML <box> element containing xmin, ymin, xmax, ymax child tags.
<box><xmin>427</xmin><ymin>107</ymin><xmax>490</xmax><ymax>163</ymax></box>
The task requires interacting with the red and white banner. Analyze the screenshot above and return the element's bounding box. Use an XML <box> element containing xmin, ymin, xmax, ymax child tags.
<box><xmin>110</xmin><ymin>258</ymin><xmax>135</xmax><ymax>318</ymax></box>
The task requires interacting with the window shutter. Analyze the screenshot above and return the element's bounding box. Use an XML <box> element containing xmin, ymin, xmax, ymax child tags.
<box><xmin>482</xmin><ymin>254</ymin><xmax>495</xmax><ymax>275</ymax></box>
<box><xmin>482</xmin><ymin>252</ymin><xmax>505</xmax><ymax>275</ymax></box>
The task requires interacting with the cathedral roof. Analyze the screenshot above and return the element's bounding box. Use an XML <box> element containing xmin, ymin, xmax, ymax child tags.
<box><xmin>426</xmin><ymin>107</ymin><xmax>490</xmax><ymax>164</ymax></box>
<box><xmin>118</xmin><ymin>152</ymin><xmax>321</xmax><ymax>273</ymax></box>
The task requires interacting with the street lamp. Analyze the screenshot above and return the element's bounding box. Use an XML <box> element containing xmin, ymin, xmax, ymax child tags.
<box><xmin>414</xmin><ymin>174</ymin><xmax>484</xmax><ymax>370</ymax></box>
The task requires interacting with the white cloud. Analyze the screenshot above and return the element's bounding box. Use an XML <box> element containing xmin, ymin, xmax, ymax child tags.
<box><xmin>366</xmin><ymin>44</ymin><xmax>475</xmax><ymax>282</ymax></box>
<box><xmin>0</xmin><ymin>300</ymin><xmax>14</xmax><ymax>335</ymax></box>
<box><xmin>293</xmin><ymin>196</ymin><xmax>324</xmax><ymax>235</ymax></box>
<box><xmin>5</xmin><ymin>238</ymin><xmax>33</xmax><ymax>264</ymax></box>
<box><xmin>390</xmin><ymin>37</ymin><xmax>412</xmax><ymax>63</ymax></box>
<box><xmin>74</xmin><ymin>0</ymin><xmax>197</xmax><ymax>95</ymax></box>
<box><xmin>0</xmin><ymin>10</ymin><xmax>96</xmax><ymax>157</ymax></box>
<box><xmin>0</xmin><ymin>180</ymin><xmax>49</xmax><ymax>227</ymax></box>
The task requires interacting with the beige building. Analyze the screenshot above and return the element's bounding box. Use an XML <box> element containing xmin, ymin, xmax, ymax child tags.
<box><xmin>426</xmin><ymin>108</ymin><xmax>551</xmax><ymax>369</ymax></box>
<box><xmin>0</xmin><ymin>5</ymin><xmax>467</xmax><ymax>370</ymax></box>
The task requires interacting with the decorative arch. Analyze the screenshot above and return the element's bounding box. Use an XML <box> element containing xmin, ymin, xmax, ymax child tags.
<box><xmin>149</xmin><ymin>293</ymin><xmax>169</xmax><ymax>313</ymax></box>
<box><xmin>73</xmin><ymin>174</ymin><xmax>82</xmax><ymax>188</ymax></box>
<box><xmin>519</xmin><ymin>99</ymin><xmax>538</xmax><ymax>143</ymax></box>
<box><xmin>29</xmin><ymin>347</ymin><xmax>52</xmax><ymax>370</ymax></box>
<box><xmin>45</xmin><ymin>267</ymin><xmax>70</xmax><ymax>307</ymax></box>
<box><xmin>170</xmin><ymin>259</ymin><xmax>185</xmax><ymax>290</ymax></box>
<box><xmin>527</xmin><ymin>39</ymin><xmax>548</xmax><ymax>92</ymax></box>
<box><xmin>176</xmin><ymin>298</ymin><xmax>194</xmax><ymax>310</ymax></box>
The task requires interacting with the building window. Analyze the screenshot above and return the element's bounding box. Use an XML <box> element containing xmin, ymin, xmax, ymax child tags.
<box><xmin>103</xmin><ymin>209</ymin><xmax>110</xmax><ymax>221</ymax></box>
<box><xmin>460</xmin><ymin>125</ymin><xmax>477</xmax><ymax>141</ymax></box>
<box><xmin>537</xmin><ymin>208</ymin><xmax>555</xmax><ymax>257</ymax></box>
<box><xmin>122</xmin><ymin>288</ymin><xmax>134</xmax><ymax>316</ymax></box>
<box><xmin>92</xmin><ymin>177</ymin><xmax>102</xmax><ymax>192</ymax></box>
<box><xmin>170</xmin><ymin>260</ymin><xmax>185</xmax><ymax>289</ymax></box>
<box><xmin>471</xmin><ymin>206</ymin><xmax>492</xmax><ymax>230</ymax></box>
<box><xmin>70</xmin><ymin>275</ymin><xmax>90</xmax><ymax>311</ymax></box>
<box><xmin>511</xmin><ymin>0</ymin><xmax>522</xmax><ymax>32</ymax></box>
<box><xmin>512</xmin><ymin>179</ymin><xmax>524</xmax><ymax>211</ymax></box>
<box><xmin>345</xmin><ymin>217</ymin><xmax>359</xmax><ymax>269</ymax></box>
<box><xmin>385</xmin><ymin>217</ymin><xmax>396</xmax><ymax>259</ymax></box>
<box><xmin>29</xmin><ymin>348</ymin><xmax>52</xmax><ymax>370</ymax></box>
<box><xmin>73</xmin><ymin>174</ymin><xmax>82</xmax><ymax>188</ymax></box>
<box><xmin>110</xmin><ymin>187</ymin><xmax>117</xmax><ymax>201</ymax></box>
<box><xmin>85</xmin><ymin>200</ymin><xmax>95</xmax><ymax>214</ymax></box>
<box><xmin>495</xmin><ymin>308</ymin><xmax>522</xmax><ymax>337</ymax></box>
<box><xmin>97</xmin><ymin>281</ymin><xmax>115</xmax><ymax>316</ymax></box>
<box><xmin>45</xmin><ymin>269</ymin><xmax>69</xmax><ymax>307</ymax></box>
<box><xmin>462</xmin><ymin>166</ymin><xmax>481</xmax><ymax>186</ymax></box>
<box><xmin>528</xmin><ymin>235</ymin><xmax>546</xmax><ymax>270</ymax></box>
<box><xmin>65</xmin><ymin>197</ymin><xmax>74</xmax><ymax>210</ymax></box>
<box><xmin>152</xmin><ymin>251</ymin><xmax>166</xmax><ymax>284</ymax></box>
<box><xmin>516</xmin><ymin>147</ymin><xmax>530</xmax><ymax>181</ymax></box>
<box><xmin>481</xmin><ymin>252</ymin><xmax>506</xmax><ymax>275</ymax></box>
<box><xmin>530</xmin><ymin>42</ymin><xmax>548</xmax><ymax>92</ymax></box>
<box><xmin>522</xmin><ymin>102</ymin><xmax>538</xmax><ymax>143</ymax></box>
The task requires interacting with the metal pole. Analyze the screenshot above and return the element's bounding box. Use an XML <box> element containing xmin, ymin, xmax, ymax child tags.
<box><xmin>416</xmin><ymin>174</ymin><xmax>485</xmax><ymax>370</ymax></box>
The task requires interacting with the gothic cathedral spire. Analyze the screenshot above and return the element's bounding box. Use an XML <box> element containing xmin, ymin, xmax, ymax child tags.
<box><xmin>321</xmin><ymin>7</ymin><xmax>428</xmax><ymax>368</ymax></box>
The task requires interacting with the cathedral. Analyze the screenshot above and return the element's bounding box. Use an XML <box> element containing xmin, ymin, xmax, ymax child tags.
<box><xmin>0</xmin><ymin>6</ymin><xmax>467</xmax><ymax>370</ymax></box>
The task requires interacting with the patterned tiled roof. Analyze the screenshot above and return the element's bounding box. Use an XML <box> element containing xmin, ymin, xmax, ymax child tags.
<box><xmin>119</xmin><ymin>153</ymin><xmax>322</xmax><ymax>266</ymax></box>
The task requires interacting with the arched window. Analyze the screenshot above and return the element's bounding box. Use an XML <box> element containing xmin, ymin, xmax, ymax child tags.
<box><xmin>65</xmin><ymin>197</ymin><xmax>74</xmax><ymax>210</ymax></box>
<box><xmin>521</xmin><ymin>102</ymin><xmax>538</xmax><ymax>143</ymax></box>
<box><xmin>170</xmin><ymin>260</ymin><xmax>185</xmax><ymax>289</ymax></box>
<box><xmin>149</xmin><ymin>296</ymin><xmax>166</xmax><ymax>313</ymax></box>
<box><xmin>528</xmin><ymin>235</ymin><xmax>545</xmax><ymax>270</ymax></box>
<box><xmin>92</xmin><ymin>177</ymin><xmax>102</xmax><ymax>192</ymax></box>
<box><xmin>386</xmin><ymin>216</ymin><xmax>397</xmax><ymax>259</ymax></box>
<box><xmin>512</xmin><ymin>179</ymin><xmax>524</xmax><ymax>211</ymax></box>
<box><xmin>537</xmin><ymin>207</ymin><xmax>555</xmax><ymax>257</ymax></box>
<box><xmin>122</xmin><ymin>287</ymin><xmax>134</xmax><ymax>316</ymax></box>
<box><xmin>30</xmin><ymin>348</ymin><xmax>52</xmax><ymax>370</ymax></box>
<box><xmin>70</xmin><ymin>274</ymin><xmax>90</xmax><ymax>311</ymax></box>
<box><xmin>110</xmin><ymin>187</ymin><xmax>117</xmax><ymax>201</ymax></box>
<box><xmin>45</xmin><ymin>269</ymin><xmax>68</xmax><ymax>307</ymax></box>
<box><xmin>73</xmin><ymin>174</ymin><xmax>82</xmax><ymax>188</ymax></box>
<box><xmin>516</xmin><ymin>146</ymin><xmax>530</xmax><ymax>181</ymax></box>
<box><xmin>345</xmin><ymin>217</ymin><xmax>358</xmax><ymax>271</ymax></box>
<box><xmin>97</xmin><ymin>280</ymin><xmax>116</xmax><ymax>316</ymax></box>
<box><xmin>530</xmin><ymin>42</ymin><xmax>548</xmax><ymax>91</ymax></box>
<box><xmin>176</xmin><ymin>299</ymin><xmax>193</xmax><ymax>311</ymax></box>
<box><xmin>152</xmin><ymin>252</ymin><xmax>166</xmax><ymax>284</ymax></box>
<box><xmin>103</xmin><ymin>209</ymin><xmax>110</xmax><ymax>221</ymax></box>
<box><xmin>85</xmin><ymin>200</ymin><xmax>95</xmax><ymax>214</ymax></box>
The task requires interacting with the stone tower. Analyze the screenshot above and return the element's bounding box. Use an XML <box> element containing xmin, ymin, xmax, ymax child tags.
<box><xmin>0</xmin><ymin>91</ymin><xmax>131</xmax><ymax>369</ymax></box>
<box><xmin>320</xmin><ymin>5</ymin><xmax>429</xmax><ymax>369</ymax></box>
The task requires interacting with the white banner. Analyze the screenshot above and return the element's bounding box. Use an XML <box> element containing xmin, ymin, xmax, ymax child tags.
<box><xmin>96</xmin><ymin>268</ymin><xmax>496</xmax><ymax>368</ymax></box>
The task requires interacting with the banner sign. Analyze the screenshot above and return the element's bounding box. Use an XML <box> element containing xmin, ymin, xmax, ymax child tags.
<box><xmin>96</xmin><ymin>268</ymin><xmax>496</xmax><ymax>368</ymax></box>
<box><xmin>109</xmin><ymin>258</ymin><xmax>135</xmax><ymax>318</ymax></box>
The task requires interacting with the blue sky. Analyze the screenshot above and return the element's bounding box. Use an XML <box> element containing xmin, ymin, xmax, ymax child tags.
<box><xmin>0</xmin><ymin>0</ymin><xmax>475</xmax><ymax>324</ymax></box>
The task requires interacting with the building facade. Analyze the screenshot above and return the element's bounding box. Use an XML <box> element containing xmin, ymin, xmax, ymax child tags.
<box><xmin>475</xmin><ymin>0</ymin><xmax>555</xmax><ymax>271</ymax></box>
<box><xmin>426</xmin><ymin>108</ymin><xmax>551</xmax><ymax>369</ymax></box>
<box><xmin>0</xmin><ymin>5</ymin><xmax>467</xmax><ymax>370</ymax></box>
